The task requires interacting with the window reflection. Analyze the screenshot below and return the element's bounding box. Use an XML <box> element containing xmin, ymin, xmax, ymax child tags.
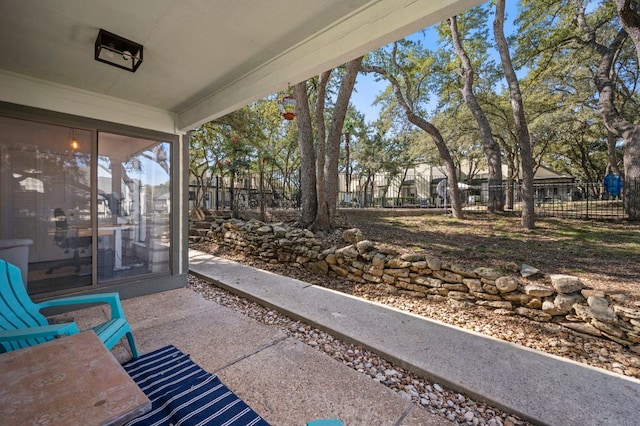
<box><xmin>0</xmin><ymin>117</ymin><xmax>93</xmax><ymax>295</ymax></box>
<box><xmin>97</xmin><ymin>133</ymin><xmax>170</xmax><ymax>282</ymax></box>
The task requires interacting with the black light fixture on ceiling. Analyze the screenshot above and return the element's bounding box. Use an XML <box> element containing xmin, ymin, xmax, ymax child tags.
<box><xmin>95</xmin><ymin>29</ymin><xmax>143</xmax><ymax>72</ymax></box>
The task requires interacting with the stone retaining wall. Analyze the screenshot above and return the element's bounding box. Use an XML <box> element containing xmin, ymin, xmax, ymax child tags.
<box><xmin>190</xmin><ymin>216</ymin><xmax>640</xmax><ymax>352</ymax></box>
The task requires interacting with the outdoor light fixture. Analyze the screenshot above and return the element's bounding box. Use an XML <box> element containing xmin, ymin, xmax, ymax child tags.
<box><xmin>95</xmin><ymin>29</ymin><xmax>143</xmax><ymax>72</ymax></box>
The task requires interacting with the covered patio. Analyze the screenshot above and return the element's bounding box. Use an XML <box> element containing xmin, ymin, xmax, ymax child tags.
<box><xmin>0</xmin><ymin>1</ymin><xmax>485</xmax><ymax>425</ymax></box>
<box><xmin>0</xmin><ymin>0</ymin><xmax>483</xmax><ymax>301</ymax></box>
<box><xmin>35</xmin><ymin>249</ymin><xmax>640</xmax><ymax>426</ymax></box>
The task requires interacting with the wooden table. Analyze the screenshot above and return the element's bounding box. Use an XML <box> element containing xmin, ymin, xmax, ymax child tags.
<box><xmin>0</xmin><ymin>331</ymin><xmax>151</xmax><ymax>426</ymax></box>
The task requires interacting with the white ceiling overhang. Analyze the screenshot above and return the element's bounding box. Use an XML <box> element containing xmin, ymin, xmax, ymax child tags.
<box><xmin>0</xmin><ymin>0</ymin><xmax>483</xmax><ymax>134</ymax></box>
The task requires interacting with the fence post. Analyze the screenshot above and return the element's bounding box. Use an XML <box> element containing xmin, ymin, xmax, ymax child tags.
<box><xmin>586</xmin><ymin>186</ymin><xmax>590</xmax><ymax>220</ymax></box>
<box><xmin>215</xmin><ymin>176</ymin><xmax>219</xmax><ymax>210</ymax></box>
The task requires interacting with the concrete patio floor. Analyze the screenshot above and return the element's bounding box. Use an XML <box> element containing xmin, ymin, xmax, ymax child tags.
<box><xmin>52</xmin><ymin>287</ymin><xmax>449</xmax><ymax>426</ymax></box>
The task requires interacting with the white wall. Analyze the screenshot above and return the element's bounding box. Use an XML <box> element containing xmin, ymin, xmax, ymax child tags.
<box><xmin>0</xmin><ymin>70</ymin><xmax>178</xmax><ymax>135</ymax></box>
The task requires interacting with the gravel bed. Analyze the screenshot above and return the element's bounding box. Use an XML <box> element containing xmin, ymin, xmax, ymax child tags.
<box><xmin>188</xmin><ymin>274</ymin><xmax>530</xmax><ymax>426</ymax></box>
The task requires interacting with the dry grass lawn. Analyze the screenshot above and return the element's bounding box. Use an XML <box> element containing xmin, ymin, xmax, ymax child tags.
<box><xmin>340</xmin><ymin>210</ymin><xmax>640</xmax><ymax>304</ymax></box>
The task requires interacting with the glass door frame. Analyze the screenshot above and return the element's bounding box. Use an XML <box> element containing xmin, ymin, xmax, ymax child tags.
<box><xmin>0</xmin><ymin>101</ymin><xmax>180</xmax><ymax>299</ymax></box>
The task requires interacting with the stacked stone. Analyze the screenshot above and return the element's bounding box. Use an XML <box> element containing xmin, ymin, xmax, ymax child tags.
<box><xmin>198</xmin><ymin>218</ymin><xmax>640</xmax><ymax>351</ymax></box>
<box><xmin>208</xmin><ymin>218</ymin><xmax>323</xmax><ymax>266</ymax></box>
<box><xmin>557</xmin><ymin>275</ymin><xmax>640</xmax><ymax>348</ymax></box>
<box><xmin>188</xmin><ymin>209</ymin><xmax>231</xmax><ymax>244</ymax></box>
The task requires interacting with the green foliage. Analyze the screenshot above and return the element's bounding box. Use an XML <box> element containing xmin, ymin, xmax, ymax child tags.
<box><xmin>189</xmin><ymin>92</ymin><xmax>302</xmax><ymax>209</ymax></box>
<box><xmin>190</xmin><ymin>0</ymin><xmax>640</xmax><ymax>203</ymax></box>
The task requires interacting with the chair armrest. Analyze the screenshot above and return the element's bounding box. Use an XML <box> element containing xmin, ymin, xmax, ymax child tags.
<box><xmin>36</xmin><ymin>293</ymin><xmax>126</xmax><ymax>319</ymax></box>
<box><xmin>0</xmin><ymin>322</ymin><xmax>79</xmax><ymax>342</ymax></box>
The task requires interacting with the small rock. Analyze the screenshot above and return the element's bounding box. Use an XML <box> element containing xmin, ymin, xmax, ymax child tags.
<box><xmin>554</xmin><ymin>293</ymin><xmax>585</xmax><ymax>314</ymax></box>
<box><xmin>515</xmin><ymin>307</ymin><xmax>552</xmax><ymax>322</ymax></box>
<box><xmin>400</xmin><ymin>253</ymin><xmax>426</xmax><ymax>262</ymax></box>
<box><xmin>524</xmin><ymin>284</ymin><xmax>555</xmax><ymax>297</ymax></box>
<box><xmin>425</xmin><ymin>255</ymin><xmax>442</xmax><ymax>270</ymax></box>
<box><xmin>342</xmin><ymin>228</ymin><xmax>364</xmax><ymax>243</ymax></box>
<box><xmin>256</xmin><ymin>225</ymin><xmax>272</xmax><ymax>234</ymax></box>
<box><xmin>495</xmin><ymin>276</ymin><xmax>519</xmax><ymax>293</ymax></box>
<box><xmin>520</xmin><ymin>263</ymin><xmax>540</xmax><ymax>277</ymax></box>
<box><xmin>587</xmin><ymin>296</ymin><xmax>618</xmax><ymax>323</ymax></box>
<box><xmin>581</xmin><ymin>289</ymin><xmax>606</xmax><ymax>298</ymax></box>
<box><xmin>610</xmin><ymin>293</ymin><xmax>629</xmax><ymax>303</ymax></box>
<box><xmin>355</xmin><ymin>240</ymin><xmax>375</xmax><ymax>254</ymax></box>
<box><xmin>474</xmin><ymin>267</ymin><xmax>502</xmax><ymax>281</ymax></box>
<box><xmin>550</xmin><ymin>274</ymin><xmax>585</xmax><ymax>294</ymax></box>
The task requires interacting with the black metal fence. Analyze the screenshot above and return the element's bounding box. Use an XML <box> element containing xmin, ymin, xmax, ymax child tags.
<box><xmin>525</xmin><ymin>182</ymin><xmax>630</xmax><ymax>220</ymax></box>
<box><xmin>189</xmin><ymin>172</ymin><xmax>300</xmax><ymax>211</ymax></box>
<box><xmin>192</xmin><ymin>174</ymin><xmax>638</xmax><ymax>221</ymax></box>
<box><xmin>340</xmin><ymin>179</ymin><xmax>638</xmax><ymax>221</ymax></box>
<box><xmin>348</xmin><ymin>181</ymin><xmax>640</xmax><ymax>220</ymax></box>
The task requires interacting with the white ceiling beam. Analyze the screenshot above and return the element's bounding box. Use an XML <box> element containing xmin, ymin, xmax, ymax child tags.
<box><xmin>0</xmin><ymin>70</ymin><xmax>178</xmax><ymax>134</ymax></box>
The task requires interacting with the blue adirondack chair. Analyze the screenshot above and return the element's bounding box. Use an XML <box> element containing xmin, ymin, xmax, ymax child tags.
<box><xmin>0</xmin><ymin>259</ymin><xmax>138</xmax><ymax>357</ymax></box>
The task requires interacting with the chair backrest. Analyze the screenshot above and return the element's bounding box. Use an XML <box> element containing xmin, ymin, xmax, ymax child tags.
<box><xmin>53</xmin><ymin>208</ymin><xmax>69</xmax><ymax>246</ymax></box>
<box><xmin>0</xmin><ymin>259</ymin><xmax>50</xmax><ymax>352</ymax></box>
<box><xmin>53</xmin><ymin>208</ymin><xmax>69</xmax><ymax>230</ymax></box>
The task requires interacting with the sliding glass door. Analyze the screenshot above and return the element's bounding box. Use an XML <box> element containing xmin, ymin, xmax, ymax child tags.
<box><xmin>97</xmin><ymin>132</ymin><xmax>170</xmax><ymax>283</ymax></box>
<box><xmin>0</xmin><ymin>116</ymin><xmax>93</xmax><ymax>294</ymax></box>
<box><xmin>0</xmin><ymin>117</ymin><xmax>172</xmax><ymax>296</ymax></box>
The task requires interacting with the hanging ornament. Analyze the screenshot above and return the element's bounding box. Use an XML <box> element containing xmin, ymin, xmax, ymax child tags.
<box><xmin>280</xmin><ymin>96</ymin><xmax>297</xmax><ymax>120</ymax></box>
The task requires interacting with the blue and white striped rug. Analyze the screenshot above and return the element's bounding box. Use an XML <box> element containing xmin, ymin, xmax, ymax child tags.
<box><xmin>122</xmin><ymin>345</ymin><xmax>270</xmax><ymax>426</ymax></box>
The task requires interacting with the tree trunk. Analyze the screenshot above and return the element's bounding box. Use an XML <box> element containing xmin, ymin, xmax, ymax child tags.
<box><xmin>259</xmin><ymin>162</ymin><xmax>266</xmax><ymax>221</ymax></box>
<box><xmin>405</xmin><ymin>111</ymin><xmax>463</xmax><ymax>217</ymax></box>
<box><xmin>294</xmin><ymin>81</ymin><xmax>318</xmax><ymax>228</ymax></box>
<box><xmin>230</xmin><ymin>172</ymin><xmax>237</xmax><ymax>218</ymax></box>
<box><xmin>193</xmin><ymin>171</ymin><xmax>204</xmax><ymax>209</ymax></box>
<box><xmin>345</xmin><ymin>130</ymin><xmax>351</xmax><ymax>200</ymax></box>
<box><xmin>363</xmin><ymin>50</ymin><xmax>463</xmax><ymax>218</ymax></box>
<box><xmin>363</xmin><ymin>173</ymin><xmax>373</xmax><ymax>207</ymax></box>
<box><xmin>494</xmin><ymin>0</ymin><xmax>535</xmax><ymax>228</ymax></box>
<box><xmin>396</xmin><ymin>167</ymin><xmax>409</xmax><ymax>203</ymax></box>
<box><xmin>576</xmin><ymin>1</ymin><xmax>639</xmax><ymax>217</ymax></box>
<box><xmin>604</xmin><ymin>131</ymin><xmax>622</xmax><ymax>175</ymax></box>
<box><xmin>323</xmin><ymin>57</ymin><xmax>362</xmax><ymax>226</ymax></box>
<box><xmin>218</xmin><ymin>175</ymin><xmax>225</xmax><ymax>210</ymax></box>
<box><xmin>312</xmin><ymin>71</ymin><xmax>332</xmax><ymax>231</ymax></box>
<box><xmin>449</xmin><ymin>16</ymin><xmax>504</xmax><ymax>212</ymax></box>
<box><xmin>605</xmin><ymin>0</ymin><xmax>640</xmax><ymax>218</ymax></box>
<box><xmin>624</xmin><ymin>129</ymin><xmax>640</xmax><ymax>218</ymax></box>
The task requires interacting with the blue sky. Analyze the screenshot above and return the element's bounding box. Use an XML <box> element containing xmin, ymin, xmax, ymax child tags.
<box><xmin>351</xmin><ymin>73</ymin><xmax>381</xmax><ymax>123</ymax></box>
<box><xmin>351</xmin><ymin>28</ymin><xmax>435</xmax><ymax>122</ymax></box>
<box><xmin>350</xmin><ymin>1</ymin><xmax>518</xmax><ymax>123</ymax></box>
